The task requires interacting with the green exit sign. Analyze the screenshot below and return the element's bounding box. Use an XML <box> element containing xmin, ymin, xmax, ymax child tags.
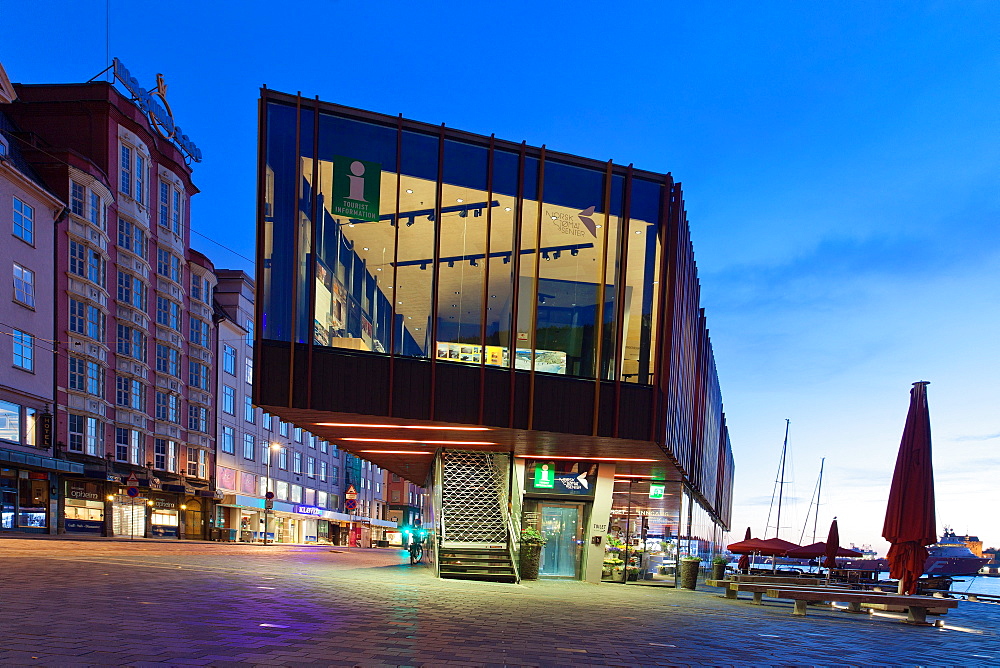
<box><xmin>649</xmin><ymin>484</ymin><xmax>665</xmax><ymax>499</ymax></box>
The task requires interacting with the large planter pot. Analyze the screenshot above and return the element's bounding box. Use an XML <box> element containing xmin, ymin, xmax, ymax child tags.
<box><xmin>712</xmin><ymin>563</ymin><xmax>726</xmax><ymax>581</ymax></box>
<box><xmin>680</xmin><ymin>559</ymin><xmax>700</xmax><ymax>590</ymax></box>
<box><xmin>520</xmin><ymin>543</ymin><xmax>543</xmax><ymax>580</ymax></box>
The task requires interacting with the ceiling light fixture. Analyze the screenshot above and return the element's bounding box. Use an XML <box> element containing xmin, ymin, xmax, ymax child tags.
<box><xmin>316</xmin><ymin>423</ymin><xmax>489</xmax><ymax>431</ymax></box>
<box><xmin>406</xmin><ymin>189</ymin><xmax>413</xmax><ymax>194</ymax></box>
<box><xmin>516</xmin><ymin>455</ymin><xmax>657</xmax><ymax>462</ymax></box>
<box><xmin>342</xmin><ymin>438</ymin><xmax>497</xmax><ymax>445</ymax></box>
<box><xmin>357</xmin><ymin>450</ymin><xmax>433</xmax><ymax>455</ymax></box>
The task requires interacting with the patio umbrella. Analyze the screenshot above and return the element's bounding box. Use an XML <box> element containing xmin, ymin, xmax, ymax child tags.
<box><xmin>882</xmin><ymin>381</ymin><xmax>937</xmax><ymax>595</ymax></box>
<box><xmin>726</xmin><ymin>538</ymin><xmax>786</xmax><ymax>556</ymax></box>
<box><xmin>823</xmin><ymin>518</ymin><xmax>840</xmax><ymax>570</ymax></box>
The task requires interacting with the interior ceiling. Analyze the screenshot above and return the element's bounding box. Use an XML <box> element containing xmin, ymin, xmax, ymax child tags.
<box><xmin>260</xmin><ymin>404</ymin><xmax>683</xmax><ymax>487</ymax></box>
<box><xmin>310</xmin><ymin>160</ymin><xmax>659</xmax><ymax>348</ymax></box>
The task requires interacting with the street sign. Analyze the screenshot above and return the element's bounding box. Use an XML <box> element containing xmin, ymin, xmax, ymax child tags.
<box><xmin>649</xmin><ymin>484</ymin><xmax>665</xmax><ymax>499</ymax></box>
<box><xmin>345</xmin><ymin>485</ymin><xmax>358</xmax><ymax>500</ymax></box>
<box><xmin>126</xmin><ymin>472</ymin><xmax>139</xmax><ymax>487</ymax></box>
<box><xmin>264</xmin><ymin>491</ymin><xmax>275</xmax><ymax>500</ymax></box>
<box><xmin>345</xmin><ymin>498</ymin><xmax>358</xmax><ymax>511</ymax></box>
<box><xmin>264</xmin><ymin>499</ymin><xmax>273</xmax><ymax>509</ymax></box>
<box><xmin>126</xmin><ymin>487</ymin><xmax>139</xmax><ymax>498</ymax></box>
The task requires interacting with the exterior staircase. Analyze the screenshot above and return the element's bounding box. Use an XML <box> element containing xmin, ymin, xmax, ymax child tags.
<box><xmin>438</xmin><ymin>450</ymin><xmax>520</xmax><ymax>583</ymax></box>
<box><xmin>438</xmin><ymin>546</ymin><xmax>517</xmax><ymax>583</ymax></box>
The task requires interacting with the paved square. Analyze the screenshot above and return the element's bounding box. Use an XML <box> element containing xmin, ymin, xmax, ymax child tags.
<box><xmin>1</xmin><ymin>537</ymin><xmax>997</xmax><ymax>666</ymax></box>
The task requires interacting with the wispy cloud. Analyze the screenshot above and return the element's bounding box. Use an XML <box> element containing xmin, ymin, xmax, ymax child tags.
<box><xmin>952</xmin><ymin>433</ymin><xmax>1000</xmax><ymax>442</ymax></box>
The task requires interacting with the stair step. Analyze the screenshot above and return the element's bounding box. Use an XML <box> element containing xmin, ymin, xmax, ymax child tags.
<box><xmin>440</xmin><ymin>572</ymin><xmax>518</xmax><ymax>583</ymax></box>
<box><xmin>440</xmin><ymin>556</ymin><xmax>512</xmax><ymax>563</ymax></box>
<box><xmin>440</xmin><ymin>564</ymin><xmax>515</xmax><ymax>572</ymax></box>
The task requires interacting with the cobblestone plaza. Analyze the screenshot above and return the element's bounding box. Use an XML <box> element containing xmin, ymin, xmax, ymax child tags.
<box><xmin>1</xmin><ymin>537</ymin><xmax>996</xmax><ymax>666</ymax></box>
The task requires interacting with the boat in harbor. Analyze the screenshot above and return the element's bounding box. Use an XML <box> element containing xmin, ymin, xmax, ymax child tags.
<box><xmin>839</xmin><ymin>529</ymin><xmax>990</xmax><ymax>576</ymax></box>
<box><xmin>925</xmin><ymin>530</ymin><xmax>991</xmax><ymax>576</ymax></box>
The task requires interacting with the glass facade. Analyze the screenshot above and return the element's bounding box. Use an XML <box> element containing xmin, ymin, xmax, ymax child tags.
<box><xmin>262</xmin><ymin>102</ymin><xmax>667</xmax><ymax>384</ymax></box>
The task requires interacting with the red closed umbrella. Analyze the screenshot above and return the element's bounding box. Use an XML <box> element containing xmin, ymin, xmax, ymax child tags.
<box><xmin>823</xmin><ymin>518</ymin><xmax>840</xmax><ymax>570</ymax></box>
<box><xmin>744</xmin><ymin>527</ymin><xmax>752</xmax><ymax>541</ymax></box>
<box><xmin>737</xmin><ymin>527</ymin><xmax>752</xmax><ymax>571</ymax></box>
<box><xmin>882</xmin><ymin>381</ymin><xmax>937</xmax><ymax>595</ymax></box>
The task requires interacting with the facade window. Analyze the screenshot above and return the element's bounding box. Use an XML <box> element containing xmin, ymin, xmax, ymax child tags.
<box><xmin>156</xmin><ymin>249</ymin><xmax>181</xmax><ymax>283</ymax></box>
<box><xmin>276</xmin><ymin>480</ymin><xmax>289</xmax><ymax>500</ymax></box>
<box><xmin>13</xmin><ymin>197</ymin><xmax>34</xmax><ymax>244</ymax></box>
<box><xmin>292</xmin><ymin>451</ymin><xmax>302</xmax><ymax>474</ymax></box>
<box><xmin>118</xmin><ymin>220</ymin><xmax>147</xmax><ymax>259</ymax></box>
<box><xmin>116</xmin><ymin>325</ymin><xmax>146</xmax><ymax>362</ymax></box>
<box><xmin>188</xmin><ymin>405</ymin><xmax>208</xmax><ymax>433</ymax></box>
<box><xmin>13</xmin><ymin>263</ymin><xmax>35</xmax><ymax>307</ymax></box>
<box><xmin>69</xmin><ymin>357</ymin><xmax>102</xmax><ymax>396</ymax></box>
<box><xmin>68</xmin><ymin>414</ymin><xmax>103</xmax><ymax>456</ymax></box>
<box><xmin>135</xmin><ymin>155</ymin><xmax>145</xmax><ymax>204</ymax></box>
<box><xmin>190</xmin><ymin>273</ymin><xmax>202</xmax><ymax>301</ymax></box>
<box><xmin>155</xmin><ymin>344</ymin><xmax>180</xmax><ymax>377</ymax></box>
<box><xmin>245</xmin><ymin>319</ymin><xmax>254</xmax><ymax>346</ymax></box>
<box><xmin>294</xmin><ymin>427</ymin><xmax>302</xmax><ymax>443</ymax></box>
<box><xmin>89</xmin><ymin>192</ymin><xmax>102</xmax><ymax>227</ymax></box>
<box><xmin>243</xmin><ymin>396</ymin><xmax>255</xmax><ymax>423</ymax></box>
<box><xmin>317</xmin><ymin>491</ymin><xmax>328</xmax><ymax>509</ymax></box>
<box><xmin>222</xmin><ymin>345</ymin><xmax>236</xmax><ymax>374</ymax></box>
<box><xmin>243</xmin><ymin>433</ymin><xmax>255</xmax><ymax>460</ymax></box>
<box><xmin>159</xmin><ymin>181</ymin><xmax>183</xmax><ymax>236</ymax></box>
<box><xmin>221</xmin><ymin>426</ymin><xmax>235</xmax><ymax>454</ymax></box>
<box><xmin>187</xmin><ymin>448</ymin><xmax>207</xmax><ymax>479</ymax></box>
<box><xmin>86</xmin><ymin>360</ymin><xmax>103</xmax><ymax>397</ymax></box>
<box><xmin>154</xmin><ymin>438</ymin><xmax>177</xmax><ymax>472</ymax></box>
<box><xmin>115</xmin><ymin>375</ymin><xmax>144</xmax><ymax>410</ymax></box>
<box><xmin>116</xmin><ymin>272</ymin><xmax>147</xmax><ymax>311</ymax></box>
<box><xmin>244</xmin><ymin>357</ymin><xmax>253</xmax><ymax>384</ymax></box>
<box><xmin>278</xmin><ymin>447</ymin><xmax>287</xmax><ymax>470</ymax></box>
<box><xmin>154</xmin><ymin>391</ymin><xmax>179</xmax><ymax>423</ymax></box>
<box><xmin>262</xmin><ymin>412</ymin><xmax>272</xmax><ymax>431</ymax></box>
<box><xmin>320</xmin><ymin>460</ymin><xmax>327</xmax><ymax>482</ymax></box>
<box><xmin>189</xmin><ymin>318</ymin><xmax>210</xmax><ymax>347</ymax></box>
<box><xmin>69</xmin><ymin>240</ymin><xmax>85</xmax><ymax>276</ymax></box>
<box><xmin>262</xmin><ymin>440</ymin><xmax>271</xmax><ymax>465</ymax></box>
<box><xmin>70</xmin><ymin>242</ymin><xmax>105</xmax><ymax>287</ymax></box>
<box><xmin>289</xmin><ymin>485</ymin><xmax>301</xmax><ymax>504</ymax></box>
<box><xmin>320</xmin><ymin>439</ymin><xmax>328</xmax><ymax>454</ymax></box>
<box><xmin>84</xmin><ymin>304</ymin><xmax>104</xmax><ymax>340</ymax></box>
<box><xmin>222</xmin><ymin>385</ymin><xmax>235</xmax><ymax>414</ymax></box>
<box><xmin>279</xmin><ymin>420</ymin><xmax>288</xmax><ymax>437</ymax></box>
<box><xmin>88</xmin><ymin>250</ymin><xmax>105</xmax><ymax>287</ymax></box>
<box><xmin>71</xmin><ymin>181</ymin><xmax>86</xmax><ymax>216</ymax></box>
<box><xmin>115</xmin><ymin>427</ymin><xmax>131</xmax><ymax>462</ymax></box>
<box><xmin>12</xmin><ymin>330</ymin><xmax>33</xmax><ymax>371</ymax></box>
<box><xmin>306</xmin><ymin>456</ymin><xmax>315</xmax><ymax>477</ymax></box>
<box><xmin>120</xmin><ymin>146</ymin><xmax>132</xmax><ymax>196</ymax></box>
<box><xmin>155</xmin><ymin>296</ymin><xmax>181</xmax><ymax>331</ymax></box>
<box><xmin>188</xmin><ymin>361</ymin><xmax>209</xmax><ymax>390</ymax></box>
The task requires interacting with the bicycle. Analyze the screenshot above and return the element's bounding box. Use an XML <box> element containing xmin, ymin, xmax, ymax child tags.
<box><xmin>408</xmin><ymin>537</ymin><xmax>424</xmax><ymax>564</ymax></box>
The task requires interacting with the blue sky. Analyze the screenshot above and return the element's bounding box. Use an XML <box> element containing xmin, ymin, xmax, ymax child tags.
<box><xmin>3</xmin><ymin>0</ymin><xmax>998</xmax><ymax>551</ymax></box>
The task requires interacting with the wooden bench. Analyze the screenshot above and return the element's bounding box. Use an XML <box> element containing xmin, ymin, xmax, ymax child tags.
<box><xmin>707</xmin><ymin>580</ymin><xmax>856</xmax><ymax>604</ymax></box>
<box><xmin>729</xmin><ymin>575</ymin><xmax>829</xmax><ymax>586</ymax></box>
<box><xmin>764</xmin><ymin>588</ymin><xmax>958</xmax><ymax>624</ymax></box>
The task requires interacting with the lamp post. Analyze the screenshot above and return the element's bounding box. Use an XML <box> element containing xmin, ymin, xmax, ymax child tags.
<box><xmin>264</xmin><ymin>443</ymin><xmax>279</xmax><ymax>545</ymax></box>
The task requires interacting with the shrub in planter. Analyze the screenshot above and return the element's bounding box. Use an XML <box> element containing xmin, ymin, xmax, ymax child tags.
<box><xmin>680</xmin><ymin>557</ymin><xmax>701</xmax><ymax>590</ymax></box>
<box><xmin>711</xmin><ymin>556</ymin><xmax>728</xmax><ymax>581</ymax></box>
<box><xmin>519</xmin><ymin>527</ymin><xmax>546</xmax><ymax>580</ymax></box>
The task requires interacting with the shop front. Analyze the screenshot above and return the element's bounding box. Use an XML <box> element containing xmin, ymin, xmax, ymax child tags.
<box><xmin>214</xmin><ymin>494</ymin><xmax>266</xmax><ymax>542</ymax></box>
<box><xmin>64</xmin><ymin>480</ymin><xmax>104</xmax><ymax>534</ymax></box>
<box><xmin>0</xmin><ymin>467</ymin><xmax>51</xmax><ymax>532</ymax></box>
<box><xmin>519</xmin><ymin>459</ymin><xmax>615</xmax><ymax>582</ymax></box>
<box><xmin>147</xmin><ymin>493</ymin><xmax>180</xmax><ymax>538</ymax></box>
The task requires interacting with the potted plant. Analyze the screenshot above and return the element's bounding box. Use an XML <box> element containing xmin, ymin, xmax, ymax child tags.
<box><xmin>519</xmin><ymin>527</ymin><xmax>546</xmax><ymax>580</ymax></box>
<box><xmin>625</xmin><ymin>565</ymin><xmax>641</xmax><ymax>581</ymax></box>
<box><xmin>680</xmin><ymin>556</ymin><xmax>701</xmax><ymax>590</ymax></box>
<box><xmin>711</xmin><ymin>556</ymin><xmax>728</xmax><ymax>581</ymax></box>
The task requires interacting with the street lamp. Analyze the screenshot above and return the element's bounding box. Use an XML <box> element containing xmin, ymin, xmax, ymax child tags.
<box><xmin>263</xmin><ymin>443</ymin><xmax>279</xmax><ymax>545</ymax></box>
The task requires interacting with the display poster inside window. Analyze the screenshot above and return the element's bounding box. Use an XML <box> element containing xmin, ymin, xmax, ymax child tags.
<box><xmin>525</xmin><ymin>460</ymin><xmax>598</xmax><ymax>496</ymax></box>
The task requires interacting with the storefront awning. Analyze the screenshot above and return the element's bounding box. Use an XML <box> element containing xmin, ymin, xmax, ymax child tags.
<box><xmin>0</xmin><ymin>447</ymin><xmax>83</xmax><ymax>474</ymax></box>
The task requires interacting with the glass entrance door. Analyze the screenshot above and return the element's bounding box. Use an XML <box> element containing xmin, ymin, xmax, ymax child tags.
<box><xmin>539</xmin><ymin>503</ymin><xmax>582</xmax><ymax>577</ymax></box>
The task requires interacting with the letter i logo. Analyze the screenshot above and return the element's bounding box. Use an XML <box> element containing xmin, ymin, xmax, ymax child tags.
<box><xmin>347</xmin><ymin>161</ymin><xmax>367</xmax><ymax>202</ymax></box>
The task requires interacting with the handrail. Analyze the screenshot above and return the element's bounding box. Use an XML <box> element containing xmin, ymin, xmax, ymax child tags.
<box><xmin>504</xmin><ymin>453</ymin><xmax>523</xmax><ymax>582</ymax></box>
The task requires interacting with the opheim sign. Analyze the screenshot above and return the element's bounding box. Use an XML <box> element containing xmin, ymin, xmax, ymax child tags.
<box><xmin>112</xmin><ymin>58</ymin><xmax>203</xmax><ymax>163</ymax></box>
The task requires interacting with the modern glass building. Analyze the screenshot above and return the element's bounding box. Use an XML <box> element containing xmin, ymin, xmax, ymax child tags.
<box><xmin>256</xmin><ymin>90</ymin><xmax>734</xmax><ymax>584</ymax></box>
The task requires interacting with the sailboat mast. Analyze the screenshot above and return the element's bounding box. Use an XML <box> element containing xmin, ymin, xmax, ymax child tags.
<box><xmin>775</xmin><ymin>419</ymin><xmax>790</xmax><ymax>539</ymax></box>
<box><xmin>812</xmin><ymin>457</ymin><xmax>825</xmax><ymax>543</ymax></box>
